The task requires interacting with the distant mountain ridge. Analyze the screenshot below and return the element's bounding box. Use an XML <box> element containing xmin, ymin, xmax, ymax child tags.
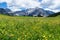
<box><xmin>0</xmin><ymin>8</ymin><xmax>60</xmax><ymax>17</ymax></box>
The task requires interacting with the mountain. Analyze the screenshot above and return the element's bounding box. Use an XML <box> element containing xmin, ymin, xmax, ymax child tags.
<box><xmin>45</xmin><ymin>10</ymin><xmax>55</xmax><ymax>17</ymax></box>
<box><xmin>48</xmin><ymin>12</ymin><xmax>60</xmax><ymax>17</ymax></box>
<box><xmin>25</xmin><ymin>8</ymin><xmax>54</xmax><ymax>17</ymax></box>
<box><xmin>26</xmin><ymin>8</ymin><xmax>42</xmax><ymax>17</ymax></box>
<box><xmin>0</xmin><ymin>8</ymin><xmax>11</xmax><ymax>15</ymax></box>
<box><xmin>0</xmin><ymin>8</ymin><xmax>7</xmax><ymax>14</ymax></box>
<box><xmin>13</xmin><ymin>11</ymin><xmax>26</xmax><ymax>16</ymax></box>
<box><xmin>13</xmin><ymin>7</ymin><xmax>54</xmax><ymax>17</ymax></box>
<box><xmin>0</xmin><ymin>8</ymin><xmax>55</xmax><ymax>17</ymax></box>
<box><xmin>5</xmin><ymin>8</ymin><xmax>11</xmax><ymax>13</ymax></box>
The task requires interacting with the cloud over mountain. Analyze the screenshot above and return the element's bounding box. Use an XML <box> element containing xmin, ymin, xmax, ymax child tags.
<box><xmin>0</xmin><ymin>0</ymin><xmax>60</xmax><ymax>12</ymax></box>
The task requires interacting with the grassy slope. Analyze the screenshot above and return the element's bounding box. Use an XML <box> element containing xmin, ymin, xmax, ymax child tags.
<box><xmin>0</xmin><ymin>14</ymin><xmax>60</xmax><ymax>40</ymax></box>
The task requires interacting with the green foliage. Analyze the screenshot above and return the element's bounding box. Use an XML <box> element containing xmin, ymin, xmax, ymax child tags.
<box><xmin>0</xmin><ymin>14</ymin><xmax>60</xmax><ymax>40</ymax></box>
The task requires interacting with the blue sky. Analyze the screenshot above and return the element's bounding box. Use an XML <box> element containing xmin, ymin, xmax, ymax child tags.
<box><xmin>0</xmin><ymin>2</ymin><xmax>7</xmax><ymax>8</ymax></box>
<box><xmin>0</xmin><ymin>0</ymin><xmax>60</xmax><ymax>12</ymax></box>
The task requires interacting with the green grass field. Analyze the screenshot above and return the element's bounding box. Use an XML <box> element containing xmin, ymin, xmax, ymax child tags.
<box><xmin>0</xmin><ymin>14</ymin><xmax>60</xmax><ymax>40</ymax></box>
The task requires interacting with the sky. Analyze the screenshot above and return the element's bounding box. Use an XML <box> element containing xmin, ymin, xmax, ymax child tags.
<box><xmin>0</xmin><ymin>0</ymin><xmax>60</xmax><ymax>12</ymax></box>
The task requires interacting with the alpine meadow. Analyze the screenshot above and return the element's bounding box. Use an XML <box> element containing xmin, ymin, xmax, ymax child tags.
<box><xmin>0</xmin><ymin>14</ymin><xmax>60</xmax><ymax>40</ymax></box>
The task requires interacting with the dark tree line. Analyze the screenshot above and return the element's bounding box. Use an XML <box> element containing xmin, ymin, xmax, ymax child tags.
<box><xmin>48</xmin><ymin>12</ymin><xmax>60</xmax><ymax>17</ymax></box>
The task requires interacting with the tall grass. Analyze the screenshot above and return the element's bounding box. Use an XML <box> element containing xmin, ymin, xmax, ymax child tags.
<box><xmin>0</xmin><ymin>14</ymin><xmax>60</xmax><ymax>40</ymax></box>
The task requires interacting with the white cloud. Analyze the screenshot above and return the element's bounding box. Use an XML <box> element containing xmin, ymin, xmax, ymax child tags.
<box><xmin>0</xmin><ymin>0</ymin><xmax>60</xmax><ymax>12</ymax></box>
<box><xmin>49</xmin><ymin>0</ymin><xmax>60</xmax><ymax>9</ymax></box>
<box><xmin>40</xmin><ymin>0</ymin><xmax>60</xmax><ymax>12</ymax></box>
<box><xmin>0</xmin><ymin>0</ymin><xmax>41</xmax><ymax>11</ymax></box>
<box><xmin>0</xmin><ymin>0</ymin><xmax>12</xmax><ymax>5</ymax></box>
<box><xmin>12</xmin><ymin>0</ymin><xmax>40</xmax><ymax>8</ymax></box>
<box><xmin>8</xmin><ymin>6</ymin><xmax>22</xmax><ymax>12</ymax></box>
<box><xmin>45</xmin><ymin>8</ymin><xmax>60</xmax><ymax>13</ymax></box>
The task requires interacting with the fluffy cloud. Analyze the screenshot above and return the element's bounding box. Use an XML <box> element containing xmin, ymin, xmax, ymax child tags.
<box><xmin>40</xmin><ymin>0</ymin><xmax>60</xmax><ymax>12</ymax></box>
<box><xmin>49</xmin><ymin>0</ymin><xmax>60</xmax><ymax>9</ymax></box>
<box><xmin>0</xmin><ymin>0</ymin><xmax>41</xmax><ymax>11</ymax></box>
<box><xmin>0</xmin><ymin>0</ymin><xmax>60</xmax><ymax>12</ymax></box>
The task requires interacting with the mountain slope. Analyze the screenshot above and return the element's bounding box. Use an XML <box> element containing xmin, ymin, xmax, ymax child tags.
<box><xmin>0</xmin><ymin>8</ymin><xmax>55</xmax><ymax>17</ymax></box>
<box><xmin>13</xmin><ymin>8</ymin><xmax>54</xmax><ymax>17</ymax></box>
<box><xmin>26</xmin><ymin>8</ymin><xmax>54</xmax><ymax>17</ymax></box>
